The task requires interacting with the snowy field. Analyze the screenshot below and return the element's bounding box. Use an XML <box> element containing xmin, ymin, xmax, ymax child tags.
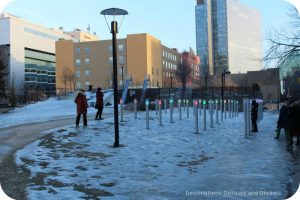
<box><xmin>14</xmin><ymin>108</ymin><xmax>294</xmax><ymax>200</ymax></box>
<box><xmin>0</xmin><ymin>91</ymin><xmax>113</xmax><ymax>129</ymax></box>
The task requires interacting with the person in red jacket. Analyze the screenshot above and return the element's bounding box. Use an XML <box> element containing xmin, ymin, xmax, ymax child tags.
<box><xmin>74</xmin><ymin>89</ymin><xmax>88</xmax><ymax>127</ymax></box>
<box><xmin>95</xmin><ymin>87</ymin><xmax>104</xmax><ymax>120</ymax></box>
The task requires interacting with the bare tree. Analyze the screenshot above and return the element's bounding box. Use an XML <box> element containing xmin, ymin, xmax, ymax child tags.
<box><xmin>264</xmin><ymin>7</ymin><xmax>300</xmax><ymax>66</ymax></box>
<box><xmin>176</xmin><ymin>54</ymin><xmax>192</xmax><ymax>99</ymax></box>
<box><xmin>60</xmin><ymin>66</ymin><xmax>73</xmax><ymax>95</ymax></box>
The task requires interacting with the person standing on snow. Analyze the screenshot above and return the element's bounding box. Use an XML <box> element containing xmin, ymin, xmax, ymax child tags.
<box><xmin>74</xmin><ymin>89</ymin><xmax>88</xmax><ymax>127</ymax></box>
<box><xmin>274</xmin><ymin>102</ymin><xmax>289</xmax><ymax>140</ymax></box>
<box><xmin>251</xmin><ymin>100</ymin><xmax>259</xmax><ymax>132</ymax></box>
<box><xmin>95</xmin><ymin>87</ymin><xmax>104</xmax><ymax>120</ymax></box>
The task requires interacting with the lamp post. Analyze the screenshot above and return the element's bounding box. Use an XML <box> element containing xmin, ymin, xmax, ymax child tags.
<box><xmin>221</xmin><ymin>70</ymin><xmax>231</xmax><ymax>114</ymax></box>
<box><xmin>101</xmin><ymin>8</ymin><xmax>128</xmax><ymax>148</ymax></box>
<box><xmin>121</xmin><ymin>65</ymin><xmax>124</xmax><ymax>90</ymax></box>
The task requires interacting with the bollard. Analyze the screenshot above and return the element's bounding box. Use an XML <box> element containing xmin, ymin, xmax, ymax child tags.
<box><xmin>220</xmin><ymin>99</ymin><xmax>223</xmax><ymax>122</ymax></box>
<box><xmin>199</xmin><ymin>99</ymin><xmax>202</xmax><ymax>116</ymax></box>
<box><xmin>194</xmin><ymin>100</ymin><xmax>199</xmax><ymax>134</ymax></box>
<box><xmin>178</xmin><ymin>99</ymin><xmax>182</xmax><ymax>120</ymax></box>
<box><xmin>224</xmin><ymin>99</ymin><xmax>227</xmax><ymax>119</ymax></box>
<box><xmin>120</xmin><ymin>99</ymin><xmax>124</xmax><ymax>122</ymax></box>
<box><xmin>170</xmin><ymin>99</ymin><xmax>174</xmax><ymax>123</ymax></box>
<box><xmin>187</xmin><ymin>99</ymin><xmax>189</xmax><ymax>118</ymax></box>
<box><xmin>164</xmin><ymin>99</ymin><xmax>167</xmax><ymax>114</ymax></box>
<box><xmin>134</xmin><ymin>98</ymin><xmax>137</xmax><ymax>119</ymax></box>
<box><xmin>215</xmin><ymin>99</ymin><xmax>219</xmax><ymax>124</ymax></box>
<box><xmin>237</xmin><ymin>100</ymin><xmax>239</xmax><ymax>117</ymax></box>
<box><xmin>243</xmin><ymin>99</ymin><xmax>247</xmax><ymax>138</ymax></box>
<box><xmin>248</xmin><ymin>99</ymin><xmax>251</xmax><ymax>133</ymax></box>
<box><xmin>183</xmin><ymin>99</ymin><xmax>186</xmax><ymax>111</ymax></box>
<box><xmin>155</xmin><ymin>99</ymin><xmax>158</xmax><ymax>115</ymax></box>
<box><xmin>209</xmin><ymin>100</ymin><xmax>214</xmax><ymax>128</ymax></box>
<box><xmin>230</xmin><ymin>99</ymin><xmax>232</xmax><ymax>119</ymax></box>
<box><xmin>146</xmin><ymin>99</ymin><xmax>150</xmax><ymax>129</ymax></box>
<box><xmin>203</xmin><ymin>99</ymin><xmax>207</xmax><ymax>131</ymax></box>
<box><xmin>159</xmin><ymin>99</ymin><xmax>162</xmax><ymax>126</ymax></box>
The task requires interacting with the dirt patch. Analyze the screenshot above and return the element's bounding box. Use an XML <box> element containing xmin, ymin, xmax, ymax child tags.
<box><xmin>177</xmin><ymin>155</ymin><xmax>214</xmax><ymax>167</ymax></box>
<box><xmin>73</xmin><ymin>184</ymin><xmax>114</xmax><ymax>198</ymax></box>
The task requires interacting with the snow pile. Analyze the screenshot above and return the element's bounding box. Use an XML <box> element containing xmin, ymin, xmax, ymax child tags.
<box><xmin>0</xmin><ymin>90</ymin><xmax>114</xmax><ymax>128</ymax></box>
<box><xmin>15</xmin><ymin>110</ymin><xmax>292</xmax><ymax>199</ymax></box>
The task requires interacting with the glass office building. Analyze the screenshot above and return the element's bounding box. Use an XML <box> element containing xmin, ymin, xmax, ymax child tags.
<box><xmin>195</xmin><ymin>0</ymin><xmax>263</xmax><ymax>75</ymax></box>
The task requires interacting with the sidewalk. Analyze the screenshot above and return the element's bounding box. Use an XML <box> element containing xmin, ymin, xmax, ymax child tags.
<box><xmin>1</xmin><ymin>110</ymin><xmax>297</xmax><ymax>199</ymax></box>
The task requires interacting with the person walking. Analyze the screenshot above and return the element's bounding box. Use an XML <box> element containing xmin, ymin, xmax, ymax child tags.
<box><xmin>251</xmin><ymin>100</ymin><xmax>259</xmax><ymax>132</ymax></box>
<box><xmin>274</xmin><ymin>103</ymin><xmax>289</xmax><ymax>140</ymax></box>
<box><xmin>95</xmin><ymin>87</ymin><xmax>104</xmax><ymax>120</ymax></box>
<box><xmin>74</xmin><ymin>89</ymin><xmax>88</xmax><ymax>127</ymax></box>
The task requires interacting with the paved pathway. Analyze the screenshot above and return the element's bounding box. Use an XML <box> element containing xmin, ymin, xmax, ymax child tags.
<box><xmin>0</xmin><ymin>114</ymin><xmax>112</xmax><ymax>164</ymax></box>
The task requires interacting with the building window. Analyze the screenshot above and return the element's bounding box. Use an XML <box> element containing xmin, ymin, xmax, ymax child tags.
<box><xmin>109</xmin><ymin>57</ymin><xmax>113</xmax><ymax>63</ymax></box>
<box><xmin>76</xmin><ymin>82</ymin><xmax>81</xmax><ymax>89</ymax></box>
<box><xmin>108</xmin><ymin>45</ymin><xmax>112</xmax><ymax>52</ymax></box>
<box><xmin>85</xmin><ymin>58</ymin><xmax>90</xmax><ymax>65</ymax></box>
<box><xmin>157</xmin><ymin>69</ymin><xmax>159</xmax><ymax>76</ymax></box>
<box><xmin>76</xmin><ymin>71</ymin><xmax>81</xmax><ymax>77</ymax></box>
<box><xmin>119</xmin><ymin>56</ymin><xmax>124</xmax><ymax>64</ymax></box>
<box><xmin>84</xmin><ymin>70</ymin><xmax>90</xmax><ymax>76</ymax></box>
<box><xmin>85</xmin><ymin>81</ymin><xmax>90</xmax><ymax>86</ymax></box>
<box><xmin>76</xmin><ymin>59</ymin><xmax>81</xmax><ymax>66</ymax></box>
<box><xmin>76</xmin><ymin>47</ymin><xmax>80</xmax><ymax>55</ymax></box>
<box><xmin>118</xmin><ymin>44</ymin><xmax>124</xmax><ymax>51</ymax></box>
<box><xmin>85</xmin><ymin>47</ymin><xmax>91</xmax><ymax>54</ymax></box>
<box><xmin>119</xmin><ymin>80</ymin><xmax>123</xmax><ymax>86</ymax></box>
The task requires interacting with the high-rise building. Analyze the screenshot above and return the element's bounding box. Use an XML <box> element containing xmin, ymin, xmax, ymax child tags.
<box><xmin>195</xmin><ymin>0</ymin><xmax>263</xmax><ymax>75</ymax></box>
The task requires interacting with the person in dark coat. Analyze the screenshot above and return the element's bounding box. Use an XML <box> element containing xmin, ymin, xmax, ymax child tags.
<box><xmin>251</xmin><ymin>100</ymin><xmax>259</xmax><ymax>132</ymax></box>
<box><xmin>95</xmin><ymin>87</ymin><xmax>104</xmax><ymax>120</ymax></box>
<box><xmin>274</xmin><ymin>103</ymin><xmax>289</xmax><ymax>139</ymax></box>
<box><xmin>288</xmin><ymin>100</ymin><xmax>300</xmax><ymax>145</ymax></box>
<box><xmin>74</xmin><ymin>89</ymin><xmax>88</xmax><ymax>127</ymax></box>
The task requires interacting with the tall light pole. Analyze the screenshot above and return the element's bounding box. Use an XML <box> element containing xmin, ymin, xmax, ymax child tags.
<box><xmin>170</xmin><ymin>71</ymin><xmax>173</xmax><ymax>89</ymax></box>
<box><xmin>121</xmin><ymin>65</ymin><xmax>124</xmax><ymax>90</ymax></box>
<box><xmin>101</xmin><ymin>8</ymin><xmax>128</xmax><ymax>148</ymax></box>
<box><xmin>221</xmin><ymin>70</ymin><xmax>231</xmax><ymax>113</ymax></box>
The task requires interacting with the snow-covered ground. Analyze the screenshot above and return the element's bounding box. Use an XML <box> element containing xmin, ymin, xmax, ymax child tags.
<box><xmin>14</xmin><ymin>108</ymin><xmax>294</xmax><ymax>200</ymax></box>
<box><xmin>0</xmin><ymin>91</ymin><xmax>114</xmax><ymax>129</ymax></box>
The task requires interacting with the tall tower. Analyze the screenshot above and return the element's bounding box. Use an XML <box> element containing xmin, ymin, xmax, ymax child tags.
<box><xmin>195</xmin><ymin>0</ymin><xmax>263</xmax><ymax>76</ymax></box>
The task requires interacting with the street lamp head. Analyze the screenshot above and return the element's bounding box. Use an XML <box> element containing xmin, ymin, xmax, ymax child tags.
<box><xmin>100</xmin><ymin>8</ymin><xmax>128</xmax><ymax>33</ymax></box>
<box><xmin>100</xmin><ymin>8</ymin><xmax>128</xmax><ymax>16</ymax></box>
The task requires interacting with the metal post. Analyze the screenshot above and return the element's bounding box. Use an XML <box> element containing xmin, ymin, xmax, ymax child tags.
<box><xmin>228</xmin><ymin>99</ymin><xmax>231</xmax><ymax>118</ymax></box>
<box><xmin>159</xmin><ymin>100</ymin><xmax>162</xmax><ymax>126</ymax></box>
<box><xmin>194</xmin><ymin>100</ymin><xmax>199</xmax><ymax>134</ymax></box>
<box><xmin>183</xmin><ymin>99</ymin><xmax>186</xmax><ymax>111</ymax></box>
<box><xmin>216</xmin><ymin>99</ymin><xmax>219</xmax><ymax>124</ymax></box>
<box><xmin>244</xmin><ymin>99</ymin><xmax>247</xmax><ymax>138</ymax></box>
<box><xmin>146</xmin><ymin>99</ymin><xmax>149</xmax><ymax>129</ymax></box>
<box><xmin>164</xmin><ymin>99</ymin><xmax>167</xmax><ymax>114</ymax></box>
<box><xmin>111</xmin><ymin>21</ymin><xmax>119</xmax><ymax>147</ymax></box>
<box><xmin>178</xmin><ymin>99</ymin><xmax>182</xmax><ymax>120</ymax></box>
<box><xmin>203</xmin><ymin>99</ymin><xmax>207</xmax><ymax>131</ymax></box>
<box><xmin>170</xmin><ymin>99</ymin><xmax>174</xmax><ymax>123</ymax></box>
<box><xmin>220</xmin><ymin>99</ymin><xmax>223</xmax><ymax>122</ymax></box>
<box><xmin>134</xmin><ymin>98</ymin><xmax>137</xmax><ymax>119</ymax></box>
<box><xmin>199</xmin><ymin>99</ymin><xmax>202</xmax><ymax>116</ymax></box>
<box><xmin>155</xmin><ymin>99</ymin><xmax>158</xmax><ymax>115</ymax></box>
<box><xmin>187</xmin><ymin>99</ymin><xmax>189</xmax><ymax>118</ymax></box>
<box><xmin>120</xmin><ymin>99</ymin><xmax>124</xmax><ymax>122</ymax></box>
<box><xmin>224</xmin><ymin>99</ymin><xmax>227</xmax><ymax>120</ymax></box>
<box><xmin>209</xmin><ymin>100</ymin><xmax>213</xmax><ymax>128</ymax></box>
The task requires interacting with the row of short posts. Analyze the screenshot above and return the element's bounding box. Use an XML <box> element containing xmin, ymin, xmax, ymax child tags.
<box><xmin>130</xmin><ymin>98</ymin><xmax>239</xmax><ymax>131</ymax></box>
